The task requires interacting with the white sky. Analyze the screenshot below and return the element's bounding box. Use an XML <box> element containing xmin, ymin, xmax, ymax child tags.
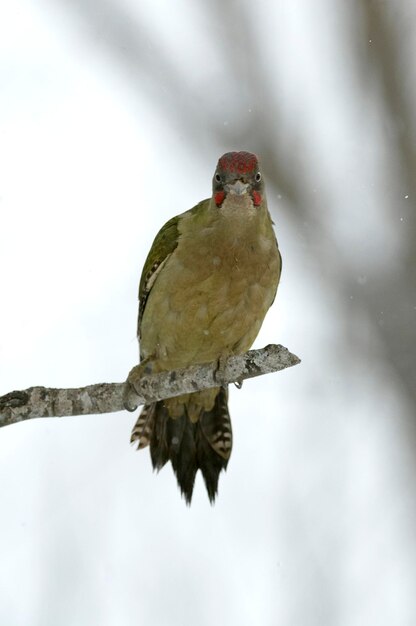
<box><xmin>1</xmin><ymin>1</ymin><xmax>415</xmax><ymax>625</ymax></box>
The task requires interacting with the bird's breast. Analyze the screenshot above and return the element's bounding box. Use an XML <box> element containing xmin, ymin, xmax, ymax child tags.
<box><xmin>140</xmin><ymin>210</ymin><xmax>280</xmax><ymax>369</ymax></box>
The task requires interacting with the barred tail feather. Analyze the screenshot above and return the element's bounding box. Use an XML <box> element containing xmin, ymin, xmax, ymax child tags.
<box><xmin>130</xmin><ymin>403</ymin><xmax>156</xmax><ymax>450</ymax></box>
<box><xmin>196</xmin><ymin>387</ymin><xmax>232</xmax><ymax>502</ymax></box>
<box><xmin>130</xmin><ymin>387</ymin><xmax>232</xmax><ymax>504</ymax></box>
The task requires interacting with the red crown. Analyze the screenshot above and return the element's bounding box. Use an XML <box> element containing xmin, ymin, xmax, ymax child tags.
<box><xmin>218</xmin><ymin>151</ymin><xmax>258</xmax><ymax>175</ymax></box>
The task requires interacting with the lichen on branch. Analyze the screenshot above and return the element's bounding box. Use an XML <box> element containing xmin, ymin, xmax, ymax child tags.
<box><xmin>0</xmin><ymin>344</ymin><xmax>300</xmax><ymax>428</ymax></box>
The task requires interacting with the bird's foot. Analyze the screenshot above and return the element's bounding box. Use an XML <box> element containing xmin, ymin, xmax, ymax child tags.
<box><xmin>214</xmin><ymin>354</ymin><xmax>243</xmax><ymax>389</ymax></box>
<box><xmin>123</xmin><ymin>360</ymin><xmax>154</xmax><ymax>412</ymax></box>
<box><xmin>214</xmin><ymin>354</ymin><xmax>229</xmax><ymax>386</ymax></box>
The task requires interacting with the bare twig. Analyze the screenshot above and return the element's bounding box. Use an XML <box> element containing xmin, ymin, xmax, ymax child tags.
<box><xmin>0</xmin><ymin>344</ymin><xmax>300</xmax><ymax>428</ymax></box>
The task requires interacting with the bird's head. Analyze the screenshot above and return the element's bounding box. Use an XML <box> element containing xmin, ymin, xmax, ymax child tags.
<box><xmin>212</xmin><ymin>151</ymin><xmax>264</xmax><ymax>208</ymax></box>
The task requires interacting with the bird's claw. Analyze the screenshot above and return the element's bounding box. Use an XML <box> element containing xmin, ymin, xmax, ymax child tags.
<box><xmin>123</xmin><ymin>362</ymin><xmax>150</xmax><ymax>412</ymax></box>
<box><xmin>214</xmin><ymin>355</ymin><xmax>228</xmax><ymax>386</ymax></box>
<box><xmin>123</xmin><ymin>381</ymin><xmax>139</xmax><ymax>412</ymax></box>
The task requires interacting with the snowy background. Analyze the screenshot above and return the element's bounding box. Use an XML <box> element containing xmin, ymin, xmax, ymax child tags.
<box><xmin>1</xmin><ymin>1</ymin><xmax>416</xmax><ymax>624</ymax></box>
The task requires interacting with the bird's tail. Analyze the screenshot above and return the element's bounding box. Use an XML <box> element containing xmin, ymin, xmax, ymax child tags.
<box><xmin>130</xmin><ymin>387</ymin><xmax>232</xmax><ymax>504</ymax></box>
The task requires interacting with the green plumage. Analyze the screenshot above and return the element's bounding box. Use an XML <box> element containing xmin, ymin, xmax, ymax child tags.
<box><xmin>127</xmin><ymin>152</ymin><xmax>282</xmax><ymax>503</ymax></box>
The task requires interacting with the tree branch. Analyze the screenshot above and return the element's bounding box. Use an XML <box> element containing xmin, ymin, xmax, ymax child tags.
<box><xmin>0</xmin><ymin>344</ymin><xmax>300</xmax><ymax>428</ymax></box>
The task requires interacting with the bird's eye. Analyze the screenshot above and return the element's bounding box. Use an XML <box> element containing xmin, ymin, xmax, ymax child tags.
<box><xmin>215</xmin><ymin>173</ymin><xmax>221</xmax><ymax>183</ymax></box>
<box><xmin>255</xmin><ymin>172</ymin><xmax>262</xmax><ymax>182</ymax></box>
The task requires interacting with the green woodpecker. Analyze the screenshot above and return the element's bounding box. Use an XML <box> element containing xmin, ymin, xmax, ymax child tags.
<box><xmin>124</xmin><ymin>151</ymin><xmax>282</xmax><ymax>503</ymax></box>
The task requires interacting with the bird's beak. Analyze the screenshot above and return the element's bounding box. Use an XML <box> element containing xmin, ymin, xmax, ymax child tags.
<box><xmin>226</xmin><ymin>180</ymin><xmax>249</xmax><ymax>196</ymax></box>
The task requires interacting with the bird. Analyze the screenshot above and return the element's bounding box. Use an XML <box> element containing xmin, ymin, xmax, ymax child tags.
<box><xmin>124</xmin><ymin>151</ymin><xmax>282</xmax><ymax>503</ymax></box>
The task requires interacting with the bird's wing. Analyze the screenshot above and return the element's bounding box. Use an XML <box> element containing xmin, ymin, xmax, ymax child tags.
<box><xmin>137</xmin><ymin>200</ymin><xmax>209</xmax><ymax>340</ymax></box>
<box><xmin>137</xmin><ymin>215</ymin><xmax>180</xmax><ymax>339</ymax></box>
<box><xmin>270</xmin><ymin>246</ymin><xmax>282</xmax><ymax>307</ymax></box>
